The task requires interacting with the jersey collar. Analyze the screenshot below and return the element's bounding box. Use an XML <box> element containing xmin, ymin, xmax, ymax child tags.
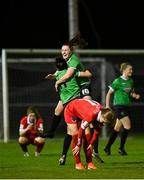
<box><xmin>121</xmin><ymin>75</ymin><xmax>128</xmax><ymax>80</ymax></box>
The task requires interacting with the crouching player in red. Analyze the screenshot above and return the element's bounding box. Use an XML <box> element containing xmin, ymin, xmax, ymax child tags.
<box><xmin>18</xmin><ymin>106</ymin><xmax>45</xmax><ymax>157</ymax></box>
<box><xmin>64</xmin><ymin>99</ymin><xmax>115</xmax><ymax>170</ymax></box>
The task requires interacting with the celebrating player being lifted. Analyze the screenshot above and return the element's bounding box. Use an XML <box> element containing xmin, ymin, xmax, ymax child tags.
<box><xmin>46</xmin><ymin>34</ymin><xmax>92</xmax><ymax>139</ymax></box>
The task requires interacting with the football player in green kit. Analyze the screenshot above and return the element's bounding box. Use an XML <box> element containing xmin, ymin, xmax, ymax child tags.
<box><xmin>46</xmin><ymin>43</ymin><xmax>91</xmax><ymax>140</ymax></box>
<box><xmin>50</xmin><ymin>57</ymin><xmax>91</xmax><ymax>105</ymax></box>
<box><xmin>104</xmin><ymin>62</ymin><xmax>140</xmax><ymax>155</ymax></box>
<box><xmin>55</xmin><ymin>43</ymin><xmax>91</xmax><ymax>100</ymax></box>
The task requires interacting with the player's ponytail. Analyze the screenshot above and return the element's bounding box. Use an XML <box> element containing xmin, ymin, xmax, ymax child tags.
<box><xmin>63</xmin><ymin>32</ymin><xmax>88</xmax><ymax>50</ymax></box>
<box><xmin>69</xmin><ymin>32</ymin><xmax>88</xmax><ymax>49</ymax></box>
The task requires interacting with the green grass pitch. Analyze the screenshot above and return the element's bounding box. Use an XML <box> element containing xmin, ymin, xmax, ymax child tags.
<box><xmin>0</xmin><ymin>134</ymin><xmax>144</xmax><ymax>179</ymax></box>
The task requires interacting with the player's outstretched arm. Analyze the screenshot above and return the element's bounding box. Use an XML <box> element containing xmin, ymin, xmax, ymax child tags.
<box><xmin>55</xmin><ymin>67</ymin><xmax>75</xmax><ymax>91</ymax></box>
<box><xmin>105</xmin><ymin>89</ymin><xmax>113</xmax><ymax>108</ymax></box>
<box><xmin>45</xmin><ymin>74</ymin><xmax>55</xmax><ymax>80</ymax></box>
<box><xmin>79</xmin><ymin>70</ymin><xmax>92</xmax><ymax>78</ymax></box>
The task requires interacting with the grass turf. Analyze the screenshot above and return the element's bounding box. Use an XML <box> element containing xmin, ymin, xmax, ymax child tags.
<box><xmin>0</xmin><ymin>134</ymin><xmax>144</xmax><ymax>179</ymax></box>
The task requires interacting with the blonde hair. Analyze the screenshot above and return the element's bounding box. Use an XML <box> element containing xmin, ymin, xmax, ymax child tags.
<box><xmin>101</xmin><ymin>108</ymin><xmax>116</xmax><ymax>125</ymax></box>
<box><xmin>120</xmin><ymin>62</ymin><xmax>132</xmax><ymax>74</ymax></box>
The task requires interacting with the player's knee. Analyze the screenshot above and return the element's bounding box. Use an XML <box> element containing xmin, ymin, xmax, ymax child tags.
<box><xmin>114</xmin><ymin>126</ymin><xmax>121</xmax><ymax>132</ymax></box>
<box><xmin>71</xmin><ymin>130</ymin><xmax>78</xmax><ymax>136</ymax></box>
<box><xmin>35</xmin><ymin>137</ymin><xmax>45</xmax><ymax>144</ymax></box>
<box><xmin>67</xmin><ymin>128</ymin><xmax>78</xmax><ymax>136</ymax></box>
<box><xmin>54</xmin><ymin>103</ymin><xmax>63</xmax><ymax>115</ymax></box>
<box><xmin>19</xmin><ymin>136</ymin><xmax>28</xmax><ymax>144</ymax></box>
<box><xmin>83</xmin><ymin>95</ymin><xmax>92</xmax><ymax>100</ymax></box>
<box><xmin>67</xmin><ymin>124</ymin><xmax>78</xmax><ymax>136</ymax></box>
<box><xmin>67</xmin><ymin>130</ymin><xmax>73</xmax><ymax>136</ymax></box>
<box><xmin>54</xmin><ymin>108</ymin><xmax>63</xmax><ymax>115</ymax></box>
<box><xmin>85</xmin><ymin>127</ymin><xmax>90</xmax><ymax>134</ymax></box>
<box><xmin>124</xmin><ymin>126</ymin><xmax>131</xmax><ymax>130</ymax></box>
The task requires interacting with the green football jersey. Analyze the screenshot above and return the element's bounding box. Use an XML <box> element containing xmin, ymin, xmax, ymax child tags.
<box><xmin>55</xmin><ymin>69</ymin><xmax>80</xmax><ymax>105</ymax></box>
<box><xmin>110</xmin><ymin>76</ymin><xmax>134</xmax><ymax>105</ymax></box>
<box><xmin>67</xmin><ymin>53</ymin><xmax>90</xmax><ymax>87</ymax></box>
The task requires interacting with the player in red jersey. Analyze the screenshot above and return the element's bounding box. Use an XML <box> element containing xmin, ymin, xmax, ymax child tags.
<box><xmin>64</xmin><ymin>98</ymin><xmax>115</xmax><ymax>170</ymax></box>
<box><xmin>18</xmin><ymin>106</ymin><xmax>45</xmax><ymax>157</ymax></box>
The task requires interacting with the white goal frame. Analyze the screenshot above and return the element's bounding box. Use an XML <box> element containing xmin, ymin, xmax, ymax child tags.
<box><xmin>1</xmin><ymin>49</ymin><xmax>108</xmax><ymax>142</ymax></box>
<box><xmin>2</xmin><ymin>48</ymin><xmax>144</xmax><ymax>143</ymax></box>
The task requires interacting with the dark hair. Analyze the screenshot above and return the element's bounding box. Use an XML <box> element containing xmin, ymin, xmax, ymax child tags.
<box><xmin>27</xmin><ymin>106</ymin><xmax>41</xmax><ymax>120</ymax></box>
<box><xmin>55</xmin><ymin>57</ymin><xmax>68</xmax><ymax>70</ymax></box>
<box><xmin>62</xmin><ymin>32</ymin><xmax>88</xmax><ymax>49</ymax></box>
<box><xmin>61</xmin><ymin>42</ymin><xmax>74</xmax><ymax>51</ymax></box>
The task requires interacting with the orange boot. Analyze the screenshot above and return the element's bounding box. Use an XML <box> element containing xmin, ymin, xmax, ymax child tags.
<box><xmin>87</xmin><ymin>162</ymin><xmax>97</xmax><ymax>170</ymax></box>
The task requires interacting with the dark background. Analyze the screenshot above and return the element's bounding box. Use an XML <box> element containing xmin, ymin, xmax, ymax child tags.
<box><xmin>1</xmin><ymin>0</ymin><xmax>144</xmax><ymax>139</ymax></box>
<box><xmin>1</xmin><ymin>0</ymin><xmax>144</xmax><ymax>49</ymax></box>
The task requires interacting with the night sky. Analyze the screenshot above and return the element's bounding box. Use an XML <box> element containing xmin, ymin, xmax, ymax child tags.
<box><xmin>1</xmin><ymin>0</ymin><xmax>144</xmax><ymax>49</ymax></box>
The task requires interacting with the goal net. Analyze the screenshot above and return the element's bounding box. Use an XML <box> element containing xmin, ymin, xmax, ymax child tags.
<box><xmin>1</xmin><ymin>49</ymin><xmax>144</xmax><ymax>142</ymax></box>
<box><xmin>0</xmin><ymin>51</ymin><xmax>108</xmax><ymax>141</ymax></box>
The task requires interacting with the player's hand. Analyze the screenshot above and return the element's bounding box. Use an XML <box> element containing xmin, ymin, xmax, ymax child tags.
<box><xmin>27</xmin><ymin>124</ymin><xmax>34</xmax><ymax>130</ymax></box>
<box><xmin>87</xmin><ymin>144</ymin><xmax>92</xmax><ymax>151</ymax></box>
<box><xmin>135</xmin><ymin>94</ymin><xmax>140</xmax><ymax>100</ymax></box>
<box><xmin>72</xmin><ymin>145</ymin><xmax>80</xmax><ymax>155</ymax></box>
<box><xmin>45</xmin><ymin>74</ymin><xmax>54</xmax><ymax>80</ymax></box>
<box><xmin>131</xmin><ymin>93</ymin><xmax>140</xmax><ymax>100</ymax></box>
<box><xmin>55</xmin><ymin>81</ymin><xmax>59</xmax><ymax>92</ymax></box>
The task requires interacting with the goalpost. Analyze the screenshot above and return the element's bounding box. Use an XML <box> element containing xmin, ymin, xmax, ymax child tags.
<box><xmin>2</xmin><ymin>49</ymin><xmax>144</xmax><ymax>142</ymax></box>
<box><xmin>2</xmin><ymin>50</ymin><xmax>9</xmax><ymax>143</ymax></box>
<box><xmin>1</xmin><ymin>49</ymin><xmax>107</xmax><ymax>142</ymax></box>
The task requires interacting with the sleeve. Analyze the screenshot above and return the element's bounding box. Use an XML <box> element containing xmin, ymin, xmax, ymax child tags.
<box><xmin>77</xmin><ymin>120</ymin><xmax>89</xmax><ymax>147</ymax></box>
<box><xmin>37</xmin><ymin>118</ymin><xmax>44</xmax><ymax>132</ymax></box>
<box><xmin>75</xmin><ymin>71</ymin><xmax>80</xmax><ymax>77</ymax></box>
<box><xmin>19</xmin><ymin>124</ymin><xmax>24</xmax><ymax>132</ymax></box>
<box><xmin>90</xmin><ymin>127</ymin><xmax>101</xmax><ymax>145</ymax></box>
<box><xmin>68</xmin><ymin>56</ymin><xmax>79</xmax><ymax>69</ymax></box>
<box><xmin>19</xmin><ymin>117</ymin><xmax>28</xmax><ymax>135</ymax></box>
<box><xmin>54</xmin><ymin>71</ymin><xmax>59</xmax><ymax>80</ymax></box>
<box><xmin>19</xmin><ymin>117</ymin><xmax>26</xmax><ymax>131</ymax></box>
<box><xmin>110</xmin><ymin>78</ymin><xmax>119</xmax><ymax>91</ymax></box>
